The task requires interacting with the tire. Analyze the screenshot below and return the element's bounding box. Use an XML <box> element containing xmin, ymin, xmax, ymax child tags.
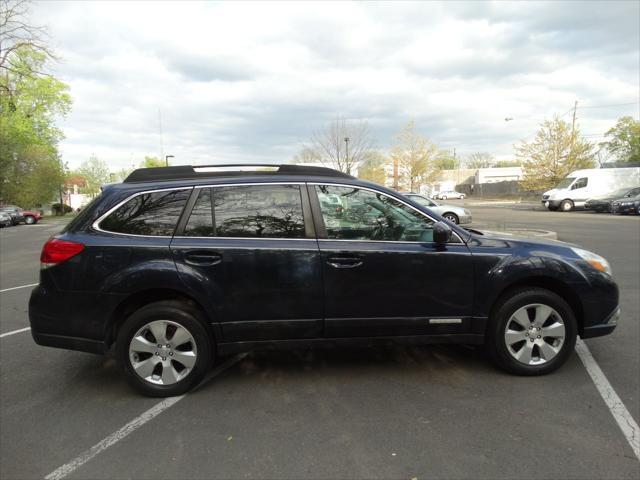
<box><xmin>441</xmin><ymin>196</ymin><xmax>447</xmax><ymax>200</ymax></box>
<box><xmin>485</xmin><ymin>287</ymin><xmax>577</xmax><ymax>376</ymax></box>
<box><xmin>560</xmin><ymin>199</ymin><xmax>574</xmax><ymax>212</ymax></box>
<box><xmin>24</xmin><ymin>215</ymin><xmax>36</xmax><ymax>224</ymax></box>
<box><xmin>547</xmin><ymin>206</ymin><xmax>558</xmax><ymax>211</ymax></box>
<box><xmin>442</xmin><ymin>212</ymin><xmax>459</xmax><ymax>224</ymax></box>
<box><xmin>116</xmin><ymin>300</ymin><xmax>213</xmax><ymax>397</ymax></box>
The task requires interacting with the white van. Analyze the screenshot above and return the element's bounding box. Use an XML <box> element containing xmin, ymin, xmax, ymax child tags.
<box><xmin>541</xmin><ymin>167</ymin><xmax>640</xmax><ymax>211</ymax></box>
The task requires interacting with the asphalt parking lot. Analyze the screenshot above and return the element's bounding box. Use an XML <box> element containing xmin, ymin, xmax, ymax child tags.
<box><xmin>1</xmin><ymin>208</ymin><xmax>639</xmax><ymax>480</ymax></box>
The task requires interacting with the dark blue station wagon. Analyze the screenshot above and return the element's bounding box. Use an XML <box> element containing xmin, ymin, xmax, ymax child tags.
<box><xmin>29</xmin><ymin>164</ymin><xmax>619</xmax><ymax>396</ymax></box>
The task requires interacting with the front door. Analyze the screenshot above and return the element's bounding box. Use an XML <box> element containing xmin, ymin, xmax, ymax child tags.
<box><xmin>311</xmin><ymin>184</ymin><xmax>474</xmax><ymax>338</ymax></box>
<box><xmin>171</xmin><ymin>183</ymin><xmax>323</xmax><ymax>342</ymax></box>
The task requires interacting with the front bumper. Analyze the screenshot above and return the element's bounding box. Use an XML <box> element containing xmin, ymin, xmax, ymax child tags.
<box><xmin>581</xmin><ymin>306</ymin><xmax>619</xmax><ymax>339</ymax></box>
<box><xmin>541</xmin><ymin>199</ymin><xmax>562</xmax><ymax>209</ymax></box>
<box><xmin>584</xmin><ymin>201</ymin><xmax>611</xmax><ymax>211</ymax></box>
<box><xmin>611</xmin><ymin>203</ymin><xmax>638</xmax><ymax>214</ymax></box>
<box><xmin>458</xmin><ymin>214</ymin><xmax>472</xmax><ymax>225</ymax></box>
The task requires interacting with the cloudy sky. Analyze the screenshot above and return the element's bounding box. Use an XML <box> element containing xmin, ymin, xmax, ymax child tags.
<box><xmin>34</xmin><ymin>0</ymin><xmax>639</xmax><ymax>171</ymax></box>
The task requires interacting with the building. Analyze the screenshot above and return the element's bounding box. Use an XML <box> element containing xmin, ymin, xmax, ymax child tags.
<box><xmin>475</xmin><ymin>166</ymin><xmax>523</xmax><ymax>184</ymax></box>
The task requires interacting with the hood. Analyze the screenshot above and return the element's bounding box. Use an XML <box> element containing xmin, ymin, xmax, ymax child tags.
<box><xmin>470</xmin><ymin>229</ymin><xmax>577</xmax><ymax>249</ymax></box>
<box><xmin>543</xmin><ymin>188</ymin><xmax>559</xmax><ymax>197</ymax></box>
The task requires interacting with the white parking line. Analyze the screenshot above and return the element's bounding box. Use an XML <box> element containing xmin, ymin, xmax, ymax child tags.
<box><xmin>576</xmin><ymin>339</ymin><xmax>640</xmax><ymax>462</ymax></box>
<box><xmin>44</xmin><ymin>352</ymin><xmax>248</xmax><ymax>480</ymax></box>
<box><xmin>0</xmin><ymin>327</ymin><xmax>31</xmax><ymax>338</ymax></box>
<box><xmin>0</xmin><ymin>283</ymin><xmax>38</xmax><ymax>293</ymax></box>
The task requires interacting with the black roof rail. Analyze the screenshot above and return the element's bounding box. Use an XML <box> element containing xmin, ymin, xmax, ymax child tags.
<box><xmin>123</xmin><ymin>164</ymin><xmax>354</xmax><ymax>183</ymax></box>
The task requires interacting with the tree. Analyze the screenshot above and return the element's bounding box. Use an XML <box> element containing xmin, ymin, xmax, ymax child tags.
<box><xmin>140</xmin><ymin>156</ymin><xmax>165</xmax><ymax>168</ymax></box>
<box><xmin>494</xmin><ymin>160</ymin><xmax>522</xmax><ymax>168</ymax></box>
<box><xmin>0</xmin><ymin>23</ymin><xmax>70</xmax><ymax>206</ymax></box>
<box><xmin>466</xmin><ymin>152</ymin><xmax>495</xmax><ymax>169</ymax></box>
<box><xmin>601</xmin><ymin>116</ymin><xmax>640</xmax><ymax>163</ymax></box>
<box><xmin>0</xmin><ymin>0</ymin><xmax>54</xmax><ymax>82</ymax></box>
<box><xmin>306</xmin><ymin>117</ymin><xmax>374</xmax><ymax>175</ymax></box>
<box><xmin>292</xmin><ymin>147</ymin><xmax>321</xmax><ymax>164</ymax></box>
<box><xmin>517</xmin><ymin>116</ymin><xmax>595</xmax><ymax>191</ymax></box>
<box><xmin>78</xmin><ymin>155</ymin><xmax>110</xmax><ymax>197</ymax></box>
<box><xmin>390</xmin><ymin>121</ymin><xmax>440</xmax><ymax>191</ymax></box>
<box><xmin>434</xmin><ymin>150</ymin><xmax>457</xmax><ymax>170</ymax></box>
<box><xmin>357</xmin><ymin>151</ymin><xmax>388</xmax><ymax>185</ymax></box>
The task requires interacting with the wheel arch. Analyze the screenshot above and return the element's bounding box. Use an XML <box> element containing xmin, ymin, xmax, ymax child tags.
<box><xmin>106</xmin><ymin>288</ymin><xmax>217</xmax><ymax>348</ymax></box>
<box><xmin>489</xmin><ymin>276</ymin><xmax>585</xmax><ymax>335</ymax></box>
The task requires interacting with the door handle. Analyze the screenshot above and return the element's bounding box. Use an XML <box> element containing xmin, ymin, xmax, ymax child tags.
<box><xmin>183</xmin><ymin>251</ymin><xmax>222</xmax><ymax>266</ymax></box>
<box><xmin>327</xmin><ymin>256</ymin><xmax>363</xmax><ymax>269</ymax></box>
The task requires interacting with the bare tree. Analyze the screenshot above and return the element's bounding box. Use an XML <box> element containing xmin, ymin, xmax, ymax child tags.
<box><xmin>465</xmin><ymin>152</ymin><xmax>495</xmax><ymax>169</ymax></box>
<box><xmin>307</xmin><ymin>117</ymin><xmax>374</xmax><ymax>175</ymax></box>
<box><xmin>0</xmin><ymin>0</ymin><xmax>53</xmax><ymax>77</ymax></box>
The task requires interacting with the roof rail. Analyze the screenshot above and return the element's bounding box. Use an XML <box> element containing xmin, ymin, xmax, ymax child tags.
<box><xmin>123</xmin><ymin>164</ymin><xmax>354</xmax><ymax>183</ymax></box>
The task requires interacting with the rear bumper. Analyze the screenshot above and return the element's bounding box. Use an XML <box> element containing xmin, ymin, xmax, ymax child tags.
<box><xmin>31</xmin><ymin>330</ymin><xmax>106</xmax><ymax>354</ymax></box>
<box><xmin>581</xmin><ymin>306</ymin><xmax>619</xmax><ymax>339</ymax></box>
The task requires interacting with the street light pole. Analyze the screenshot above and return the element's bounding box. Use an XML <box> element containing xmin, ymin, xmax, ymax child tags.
<box><xmin>165</xmin><ymin>155</ymin><xmax>174</xmax><ymax>167</ymax></box>
<box><xmin>344</xmin><ymin>137</ymin><xmax>349</xmax><ymax>174</ymax></box>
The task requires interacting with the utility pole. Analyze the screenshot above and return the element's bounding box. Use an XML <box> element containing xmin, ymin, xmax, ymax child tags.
<box><xmin>158</xmin><ymin>108</ymin><xmax>164</xmax><ymax>162</ymax></box>
<box><xmin>569</xmin><ymin>100</ymin><xmax>578</xmax><ymax>161</ymax></box>
<box><xmin>393</xmin><ymin>156</ymin><xmax>399</xmax><ymax>190</ymax></box>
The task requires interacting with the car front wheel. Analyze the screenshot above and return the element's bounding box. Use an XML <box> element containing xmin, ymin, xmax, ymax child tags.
<box><xmin>486</xmin><ymin>287</ymin><xmax>577</xmax><ymax>375</ymax></box>
<box><xmin>117</xmin><ymin>300</ymin><xmax>213</xmax><ymax>397</ymax></box>
<box><xmin>443</xmin><ymin>212</ymin><xmax>459</xmax><ymax>224</ymax></box>
<box><xmin>560</xmin><ymin>199</ymin><xmax>574</xmax><ymax>212</ymax></box>
<box><xmin>24</xmin><ymin>216</ymin><xmax>36</xmax><ymax>224</ymax></box>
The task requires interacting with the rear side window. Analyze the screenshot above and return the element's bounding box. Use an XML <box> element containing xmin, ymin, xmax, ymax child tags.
<box><xmin>99</xmin><ymin>189</ymin><xmax>190</xmax><ymax>236</ymax></box>
<box><xmin>184</xmin><ymin>188</ymin><xmax>214</xmax><ymax>236</ymax></box>
<box><xmin>213</xmin><ymin>184</ymin><xmax>305</xmax><ymax>238</ymax></box>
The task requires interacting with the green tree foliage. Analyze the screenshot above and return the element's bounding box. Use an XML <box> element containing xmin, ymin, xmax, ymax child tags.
<box><xmin>78</xmin><ymin>155</ymin><xmax>110</xmax><ymax>197</ymax></box>
<box><xmin>0</xmin><ymin>48</ymin><xmax>71</xmax><ymax>206</ymax></box>
<box><xmin>390</xmin><ymin>121</ymin><xmax>440</xmax><ymax>191</ymax></box>
<box><xmin>434</xmin><ymin>151</ymin><xmax>457</xmax><ymax>170</ymax></box>
<box><xmin>601</xmin><ymin>116</ymin><xmax>640</xmax><ymax>163</ymax></box>
<box><xmin>0</xmin><ymin>1</ymin><xmax>70</xmax><ymax>207</ymax></box>
<box><xmin>357</xmin><ymin>151</ymin><xmax>388</xmax><ymax>185</ymax></box>
<box><xmin>517</xmin><ymin>116</ymin><xmax>595</xmax><ymax>191</ymax></box>
<box><xmin>140</xmin><ymin>156</ymin><xmax>166</xmax><ymax>168</ymax></box>
<box><xmin>495</xmin><ymin>160</ymin><xmax>522</xmax><ymax>168</ymax></box>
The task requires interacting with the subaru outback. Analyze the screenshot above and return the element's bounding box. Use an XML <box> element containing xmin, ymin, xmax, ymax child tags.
<box><xmin>29</xmin><ymin>164</ymin><xmax>619</xmax><ymax>396</ymax></box>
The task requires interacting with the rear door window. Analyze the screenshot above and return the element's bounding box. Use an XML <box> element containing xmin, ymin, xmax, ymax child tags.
<box><xmin>213</xmin><ymin>184</ymin><xmax>306</xmax><ymax>238</ymax></box>
<box><xmin>184</xmin><ymin>188</ymin><xmax>214</xmax><ymax>236</ymax></box>
<box><xmin>99</xmin><ymin>189</ymin><xmax>190</xmax><ymax>236</ymax></box>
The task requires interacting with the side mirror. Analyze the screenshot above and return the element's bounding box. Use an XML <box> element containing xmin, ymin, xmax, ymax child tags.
<box><xmin>433</xmin><ymin>221</ymin><xmax>452</xmax><ymax>244</ymax></box>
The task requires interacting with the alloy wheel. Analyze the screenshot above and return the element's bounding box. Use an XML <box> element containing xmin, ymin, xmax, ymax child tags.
<box><xmin>504</xmin><ymin>303</ymin><xmax>566</xmax><ymax>366</ymax></box>
<box><xmin>128</xmin><ymin>320</ymin><xmax>197</xmax><ymax>385</ymax></box>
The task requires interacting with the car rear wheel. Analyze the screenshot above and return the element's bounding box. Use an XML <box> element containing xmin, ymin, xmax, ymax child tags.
<box><xmin>440</xmin><ymin>196</ymin><xmax>447</xmax><ymax>200</ymax></box>
<box><xmin>24</xmin><ymin>215</ymin><xmax>36</xmax><ymax>224</ymax></box>
<box><xmin>443</xmin><ymin>212</ymin><xmax>459</xmax><ymax>224</ymax></box>
<box><xmin>486</xmin><ymin>288</ymin><xmax>577</xmax><ymax>375</ymax></box>
<box><xmin>560</xmin><ymin>199</ymin><xmax>574</xmax><ymax>212</ymax></box>
<box><xmin>117</xmin><ymin>300</ymin><xmax>213</xmax><ymax>397</ymax></box>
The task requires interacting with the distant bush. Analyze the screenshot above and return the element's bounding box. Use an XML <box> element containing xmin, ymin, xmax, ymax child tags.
<box><xmin>52</xmin><ymin>203</ymin><xmax>73</xmax><ymax>214</ymax></box>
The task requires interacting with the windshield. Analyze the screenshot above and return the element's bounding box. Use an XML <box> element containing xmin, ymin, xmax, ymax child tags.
<box><xmin>408</xmin><ymin>195</ymin><xmax>437</xmax><ymax>207</ymax></box>
<box><xmin>607</xmin><ymin>188</ymin><xmax>634</xmax><ymax>198</ymax></box>
<box><xmin>555</xmin><ymin>177</ymin><xmax>576</xmax><ymax>189</ymax></box>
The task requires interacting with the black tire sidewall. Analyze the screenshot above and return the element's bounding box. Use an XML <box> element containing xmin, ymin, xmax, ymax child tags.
<box><xmin>444</xmin><ymin>213</ymin><xmax>459</xmax><ymax>224</ymax></box>
<box><xmin>487</xmin><ymin>289</ymin><xmax>577</xmax><ymax>375</ymax></box>
<box><xmin>116</xmin><ymin>301</ymin><xmax>213</xmax><ymax>397</ymax></box>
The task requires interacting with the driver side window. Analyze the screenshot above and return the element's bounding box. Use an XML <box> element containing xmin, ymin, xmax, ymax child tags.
<box><xmin>572</xmin><ymin>178</ymin><xmax>588</xmax><ymax>189</ymax></box>
<box><xmin>315</xmin><ymin>185</ymin><xmax>436</xmax><ymax>242</ymax></box>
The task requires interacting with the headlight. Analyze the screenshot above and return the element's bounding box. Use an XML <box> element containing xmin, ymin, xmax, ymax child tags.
<box><xmin>571</xmin><ymin>247</ymin><xmax>612</xmax><ymax>275</ymax></box>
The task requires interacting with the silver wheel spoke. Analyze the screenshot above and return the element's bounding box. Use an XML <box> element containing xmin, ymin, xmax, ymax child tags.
<box><xmin>505</xmin><ymin>329</ymin><xmax>527</xmax><ymax>345</ymax></box>
<box><xmin>133</xmin><ymin>357</ymin><xmax>159</xmax><ymax>378</ymax></box>
<box><xmin>515</xmin><ymin>341</ymin><xmax>534</xmax><ymax>364</ymax></box>
<box><xmin>149</xmin><ymin>322</ymin><xmax>168</xmax><ymax>344</ymax></box>
<box><xmin>130</xmin><ymin>335</ymin><xmax>156</xmax><ymax>354</ymax></box>
<box><xmin>533</xmin><ymin>305</ymin><xmax>553</xmax><ymax>326</ymax></box>
<box><xmin>161</xmin><ymin>363</ymin><xmax>180</xmax><ymax>384</ymax></box>
<box><xmin>539</xmin><ymin>341</ymin><xmax>560</xmax><ymax>361</ymax></box>
<box><xmin>170</xmin><ymin>326</ymin><xmax>192</xmax><ymax>348</ymax></box>
<box><xmin>511</xmin><ymin>309</ymin><xmax>531</xmax><ymax>329</ymax></box>
<box><xmin>172</xmin><ymin>350</ymin><xmax>197</xmax><ymax>368</ymax></box>
<box><xmin>541</xmin><ymin>321</ymin><xmax>565</xmax><ymax>338</ymax></box>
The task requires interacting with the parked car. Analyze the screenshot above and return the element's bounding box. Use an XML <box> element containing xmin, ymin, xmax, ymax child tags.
<box><xmin>0</xmin><ymin>212</ymin><xmax>12</xmax><ymax>228</ymax></box>
<box><xmin>435</xmin><ymin>190</ymin><xmax>465</xmax><ymax>200</ymax></box>
<box><xmin>0</xmin><ymin>206</ymin><xmax>24</xmax><ymax>226</ymax></box>
<box><xmin>0</xmin><ymin>204</ymin><xmax>41</xmax><ymax>224</ymax></box>
<box><xmin>611</xmin><ymin>193</ymin><xmax>640</xmax><ymax>215</ymax></box>
<box><xmin>30</xmin><ymin>164</ymin><xmax>619</xmax><ymax>397</ymax></box>
<box><xmin>584</xmin><ymin>187</ymin><xmax>640</xmax><ymax>213</ymax></box>
<box><xmin>541</xmin><ymin>167</ymin><xmax>640</xmax><ymax>211</ymax></box>
<box><xmin>402</xmin><ymin>193</ymin><xmax>472</xmax><ymax>224</ymax></box>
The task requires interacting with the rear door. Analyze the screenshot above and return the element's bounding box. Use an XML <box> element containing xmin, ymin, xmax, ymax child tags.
<box><xmin>310</xmin><ymin>184</ymin><xmax>475</xmax><ymax>338</ymax></box>
<box><xmin>171</xmin><ymin>183</ymin><xmax>323</xmax><ymax>342</ymax></box>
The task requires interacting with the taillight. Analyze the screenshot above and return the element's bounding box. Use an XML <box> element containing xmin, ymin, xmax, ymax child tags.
<box><xmin>40</xmin><ymin>237</ymin><xmax>85</xmax><ymax>268</ymax></box>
